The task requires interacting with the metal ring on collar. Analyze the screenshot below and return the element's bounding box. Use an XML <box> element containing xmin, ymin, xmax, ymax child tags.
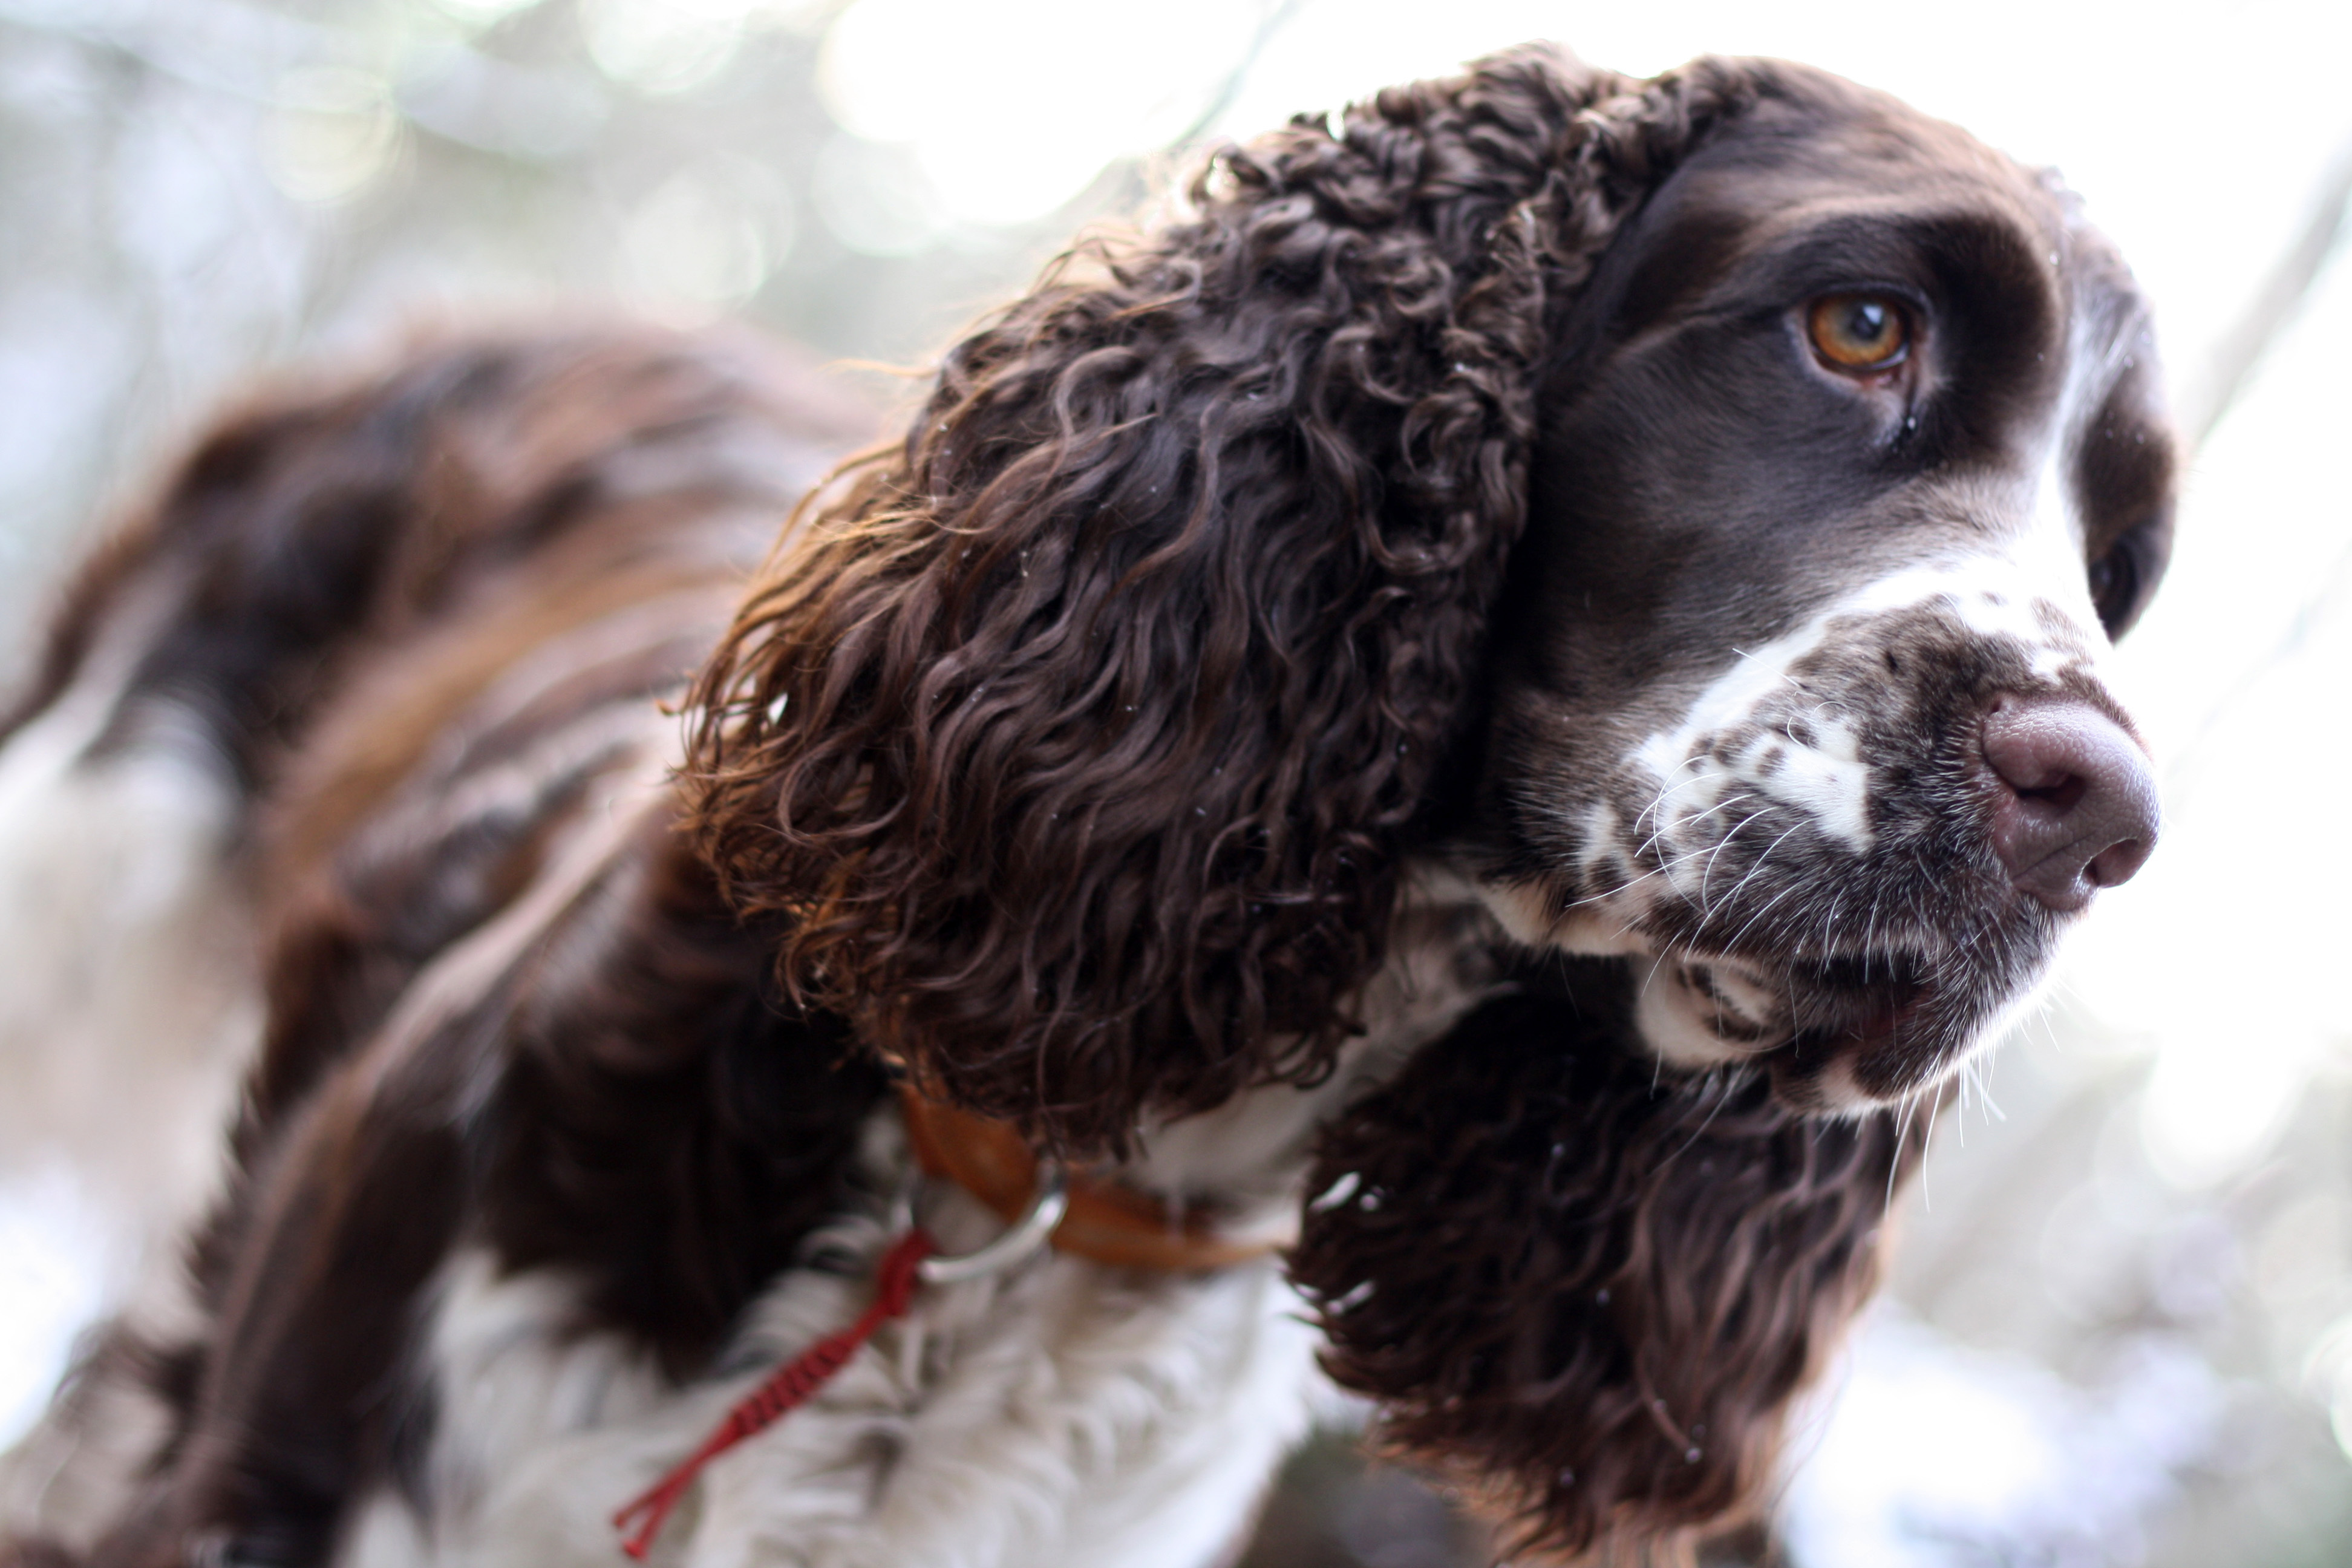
<box><xmin>890</xmin><ymin>1161</ymin><xmax>1070</xmax><ymax>1284</ymax></box>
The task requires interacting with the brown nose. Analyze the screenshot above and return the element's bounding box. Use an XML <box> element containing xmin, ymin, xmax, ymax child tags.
<box><xmin>1979</xmin><ymin>696</ymin><xmax>2160</xmax><ymax>912</ymax></box>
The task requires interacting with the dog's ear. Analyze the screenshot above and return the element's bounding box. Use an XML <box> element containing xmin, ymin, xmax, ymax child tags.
<box><xmin>685</xmin><ymin>52</ymin><xmax>1779</xmax><ymax>1152</ymax></box>
<box><xmin>1291</xmin><ymin>988</ymin><xmax>1921</xmax><ymax>1560</ymax></box>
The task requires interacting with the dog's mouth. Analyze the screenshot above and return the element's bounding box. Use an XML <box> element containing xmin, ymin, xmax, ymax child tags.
<box><xmin>1629</xmin><ymin>937</ymin><xmax>2019</xmax><ymax>1109</ymax></box>
<box><xmin>1780</xmin><ymin>950</ymin><xmax>1934</xmax><ymax>1047</ymax></box>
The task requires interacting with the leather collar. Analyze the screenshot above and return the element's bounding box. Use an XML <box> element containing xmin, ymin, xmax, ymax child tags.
<box><xmin>897</xmin><ymin>1086</ymin><xmax>1290</xmax><ymax>1272</ymax></box>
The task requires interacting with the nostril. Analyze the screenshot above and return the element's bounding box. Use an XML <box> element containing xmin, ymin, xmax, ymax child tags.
<box><xmin>2087</xmin><ymin>835</ymin><xmax>2152</xmax><ymax>889</ymax></box>
<box><xmin>1978</xmin><ymin>696</ymin><xmax>2160</xmax><ymax>912</ymax></box>
<box><xmin>1981</xmin><ymin>696</ymin><xmax>2089</xmax><ymax>803</ymax></box>
<box><xmin>2011</xmin><ymin>769</ymin><xmax>2088</xmax><ymax>814</ymax></box>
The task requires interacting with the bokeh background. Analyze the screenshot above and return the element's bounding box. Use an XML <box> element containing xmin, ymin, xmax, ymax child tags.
<box><xmin>2</xmin><ymin>1</ymin><xmax>2349</xmax><ymax>1562</ymax></box>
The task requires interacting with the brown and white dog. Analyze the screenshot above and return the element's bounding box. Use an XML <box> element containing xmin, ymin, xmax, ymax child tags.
<box><xmin>0</xmin><ymin>47</ymin><xmax>2172</xmax><ymax>1568</ymax></box>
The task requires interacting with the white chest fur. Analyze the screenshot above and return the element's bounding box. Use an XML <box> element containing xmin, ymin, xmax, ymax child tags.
<box><xmin>345</xmin><ymin>1154</ymin><xmax>1326</xmax><ymax>1568</ymax></box>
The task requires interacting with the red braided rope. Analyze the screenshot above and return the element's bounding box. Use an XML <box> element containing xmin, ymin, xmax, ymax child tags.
<box><xmin>612</xmin><ymin>1228</ymin><xmax>937</xmax><ymax>1560</ymax></box>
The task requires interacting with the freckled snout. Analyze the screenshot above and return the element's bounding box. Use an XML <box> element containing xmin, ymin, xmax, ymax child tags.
<box><xmin>1979</xmin><ymin>697</ymin><xmax>2160</xmax><ymax>912</ymax></box>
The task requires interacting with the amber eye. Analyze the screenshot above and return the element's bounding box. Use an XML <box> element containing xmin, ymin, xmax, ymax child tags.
<box><xmin>1806</xmin><ymin>293</ymin><xmax>1910</xmax><ymax>371</ymax></box>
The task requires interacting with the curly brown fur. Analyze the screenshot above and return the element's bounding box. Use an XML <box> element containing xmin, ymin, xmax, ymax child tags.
<box><xmin>684</xmin><ymin>48</ymin><xmax>1784</xmax><ymax>1154</ymax></box>
<box><xmin>1292</xmin><ymin>976</ymin><xmax>1922</xmax><ymax>1562</ymax></box>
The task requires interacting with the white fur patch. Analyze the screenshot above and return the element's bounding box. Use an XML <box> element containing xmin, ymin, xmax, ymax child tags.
<box><xmin>0</xmin><ymin>664</ymin><xmax>256</xmax><ymax>1277</ymax></box>
<box><xmin>1630</xmin><ymin>609</ymin><xmax>1883</xmax><ymax>860</ymax></box>
<box><xmin>1631</xmin><ymin>955</ymin><xmax>1784</xmax><ymax>1071</ymax></box>
<box><xmin>1634</xmin><ymin>956</ymin><xmax>1745</xmax><ymax>1070</ymax></box>
<box><xmin>1630</xmin><ymin>507</ymin><xmax>2109</xmax><ymax>871</ymax></box>
<box><xmin>0</xmin><ymin>650</ymin><xmax>258</xmax><ymax>1549</ymax></box>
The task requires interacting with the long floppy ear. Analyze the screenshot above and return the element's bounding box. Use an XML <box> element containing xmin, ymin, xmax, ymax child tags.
<box><xmin>1290</xmin><ymin>983</ymin><xmax>1922</xmax><ymax>1561</ymax></box>
<box><xmin>685</xmin><ymin>50</ymin><xmax>1780</xmax><ymax>1152</ymax></box>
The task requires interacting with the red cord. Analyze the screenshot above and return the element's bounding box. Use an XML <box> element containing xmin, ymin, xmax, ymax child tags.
<box><xmin>612</xmin><ymin>1228</ymin><xmax>937</xmax><ymax>1560</ymax></box>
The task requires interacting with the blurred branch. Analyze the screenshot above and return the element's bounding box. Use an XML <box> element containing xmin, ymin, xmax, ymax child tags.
<box><xmin>0</xmin><ymin>0</ymin><xmax>340</xmax><ymax>105</ymax></box>
<box><xmin>1168</xmin><ymin>0</ymin><xmax>1308</xmax><ymax>149</ymax></box>
<box><xmin>2163</xmin><ymin>134</ymin><xmax>2352</xmax><ymax>794</ymax></box>
<box><xmin>2181</xmin><ymin>134</ymin><xmax>2352</xmax><ymax>448</ymax></box>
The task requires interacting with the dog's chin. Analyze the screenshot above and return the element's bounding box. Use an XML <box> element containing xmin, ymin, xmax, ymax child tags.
<box><xmin>1480</xmin><ymin>867</ymin><xmax>2067</xmax><ymax>1113</ymax></box>
<box><xmin>1625</xmin><ymin>941</ymin><xmax>2048</xmax><ymax>1115</ymax></box>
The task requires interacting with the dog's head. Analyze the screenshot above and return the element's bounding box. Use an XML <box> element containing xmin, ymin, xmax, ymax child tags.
<box><xmin>1472</xmin><ymin>73</ymin><xmax>2171</xmax><ymax>1109</ymax></box>
<box><xmin>688</xmin><ymin>47</ymin><xmax>2169</xmax><ymax>1142</ymax></box>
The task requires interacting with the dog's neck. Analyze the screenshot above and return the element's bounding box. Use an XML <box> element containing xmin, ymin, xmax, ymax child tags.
<box><xmin>1113</xmin><ymin>866</ymin><xmax>1509</xmax><ymax>1224</ymax></box>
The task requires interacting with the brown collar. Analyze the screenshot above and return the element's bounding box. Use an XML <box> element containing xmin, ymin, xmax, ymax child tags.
<box><xmin>897</xmin><ymin>1086</ymin><xmax>1290</xmax><ymax>1272</ymax></box>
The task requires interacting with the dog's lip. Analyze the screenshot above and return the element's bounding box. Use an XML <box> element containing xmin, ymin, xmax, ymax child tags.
<box><xmin>1789</xmin><ymin>984</ymin><xmax>1929</xmax><ymax>1050</ymax></box>
<box><xmin>1784</xmin><ymin>965</ymin><xmax>1939</xmax><ymax>1080</ymax></box>
<box><xmin>1785</xmin><ymin>947</ymin><xmax>1930</xmax><ymax>993</ymax></box>
<box><xmin>1685</xmin><ymin>945</ymin><xmax>1933</xmax><ymax>1050</ymax></box>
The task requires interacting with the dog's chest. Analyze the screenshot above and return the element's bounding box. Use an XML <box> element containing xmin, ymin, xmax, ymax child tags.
<box><xmin>337</xmin><ymin>886</ymin><xmax>1507</xmax><ymax>1568</ymax></box>
<box><xmin>341</xmin><ymin>1149</ymin><xmax>1324</xmax><ymax>1568</ymax></box>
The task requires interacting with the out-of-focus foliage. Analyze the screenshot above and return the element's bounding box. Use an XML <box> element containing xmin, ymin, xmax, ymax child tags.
<box><xmin>0</xmin><ymin>0</ymin><xmax>1261</xmax><ymax>665</ymax></box>
<box><xmin>2</xmin><ymin>4</ymin><xmax>2350</xmax><ymax>1565</ymax></box>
